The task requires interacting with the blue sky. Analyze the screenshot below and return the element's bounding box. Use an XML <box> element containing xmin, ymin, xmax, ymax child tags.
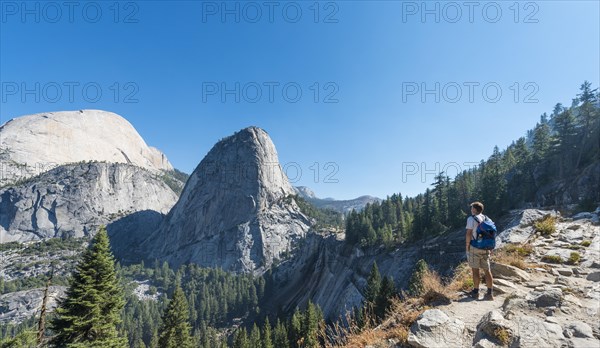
<box><xmin>1</xmin><ymin>0</ymin><xmax>599</xmax><ymax>199</ymax></box>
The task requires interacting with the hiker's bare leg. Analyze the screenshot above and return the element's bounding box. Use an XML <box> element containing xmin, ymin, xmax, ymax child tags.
<box><xmin>471</xmin><ymin>268</ymin><xmax>480</xmax><ymax>289</ymax></box>
<box><xmin>484</xmin><ymin>269</ymin><xmax>493</xmax><ymax>289</ymax></box>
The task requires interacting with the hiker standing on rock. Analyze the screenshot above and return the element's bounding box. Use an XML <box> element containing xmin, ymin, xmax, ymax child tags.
<box><xmin>466</xmin><ymin>201</ymin><xmax>494</xmax><ymax>300</ymax></box>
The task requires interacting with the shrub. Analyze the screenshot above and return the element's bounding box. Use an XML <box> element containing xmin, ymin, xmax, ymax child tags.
<box><xmin>503</xmin><ymin>243</ymin><xmax>534</xmax><ymax>256</ymax></box>
<box><xmin>408</xmin><ymin>259</ymin><xmax>429</xmax><ymax>297</ymax></box>
<box><xmin>581</xmin><ymin>240</ymin><xmax>592</xmax><ymax>247</ymax></box>
<box><xmin>420</xmin><ymin>270</ymin><xmax>452</xmax><ymax>304</ymax></box>
<box><xmin>493</xmin><ymin>247</ymin><xmax>528</xmax><ymax>270</ymax></box>
<box><xmin>541</xmin><ymin>255</ymin><xmax>563</xmax><ymax>264</ymax></box>
<box><xmin>493</xmin><ymin>327</ymin><xmax>511</xmax><ymax>345</ymax></box>
<box><xmin>567</xmin><ymin>252</ymin><xmax>581</xmax><ymax>265</ymax></box>
<box><xmin>534</xmin><ymin>215</ymin><xmax>556</xmax><ymax>236</ymax></box>
<box><xmin>449</xmin><ymin>263</ymin><xmax>475</xmax><ymax>291</ymax></box>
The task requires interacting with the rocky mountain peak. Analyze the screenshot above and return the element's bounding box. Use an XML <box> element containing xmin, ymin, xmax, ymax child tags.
<box><xmin>140</xmin><ymin>126</ymin><xmax>310</xmax><ymax>273</ymax></box>
<box><xmin>0</xmin><ymin>110</ymin><xmax>173</xmax><ymax>185</ymax></box>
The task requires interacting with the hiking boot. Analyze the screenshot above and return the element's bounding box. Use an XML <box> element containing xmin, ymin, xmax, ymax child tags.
<box><xmin>483</xmin><ymin>291</ymin><xmax>494</xmax><ymax>301</ymax></box>
<box><xmin>469</xmin><ymin>289</ymin><xmax>479</xmax><ymax>299</ymax></box>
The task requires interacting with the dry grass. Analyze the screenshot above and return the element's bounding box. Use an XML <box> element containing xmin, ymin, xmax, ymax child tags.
<box><xmin>493</xmin><ymin>327</ymin><xmax>511</xmax><ymax>345</ymax></box>
<box><xmin>384</xmin><ymin>325</ymin><xmax>408</xmax><ymax>344</ymax></box>
<box><xmin>503</xmin><ymin>243</ymin><xmax>534</xmax><ymax>256</ymax></box>
<box><xmin>529</xmin><ymin>262</ymin><xmax>553</xmax><ymax>271</ymax></box>
<box><xmin>334</xmin><ymin>260</ymin><xmax>520</xmax><ymax>347</ymax></box>
<box><xmin>567</xmin><ymin>252</ymin><xmax>581</xmax><ymax>265</ymax></box>
<box><xmin>541</xmin><ymin>255</ymin><xmax>563</xmax><ymax>264</ymax></box>
<box><xmin>386</xmin><ymin>297</ymin><xmax>426</xmax><ymax>344</ymax></box>
<box><xmin>534</xmin><ymin>215</ymin><xmax>557</xmax><ymax>236</ymax></box>
<box><xmin>327</xmin><ymin>307</ymin><xmax>379</xmax><ymax>348</ymax></box>
<box><xmin>328</xmin><ymin>292</ymin><xmax>428</xmax><ymax>347</ymax></box>
<box><xmin>328</xmin><ymin>297</ymin><xmax>424</xmax><ymax>348</ymax></box>
<box><xmin>493</xmin><ymin>247</ymin><xmax>528</xmax><ymax>270</ymax></box>
<box><xmin>420</xmin><ymin>270</ymin><xmax>455</xmax><ymax>304</ymax></box>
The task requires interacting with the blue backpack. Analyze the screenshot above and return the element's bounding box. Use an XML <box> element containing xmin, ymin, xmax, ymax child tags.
<box><xmin>469</xmin><ymin>215</ymin><xmax>497</xmax><ymax>250</ymax></box>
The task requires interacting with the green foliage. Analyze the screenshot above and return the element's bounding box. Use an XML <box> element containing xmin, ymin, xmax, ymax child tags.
<box><xmin>159</xmin><ymin>169</ymin><xmax>189</xmax><ymax>195</ymax></box>
<box><xmin>493</xmin><ymin>327</ymin><xmax>511</xmax><ymax>346</ymax></box>
<box><xmin>567</xmin><ymin>252</ymin><xmax>581</xmax><ymax>265</ymax></box>
<box><xmin>273</xmin><ymin>318</ymin><xmax>289</xmax><ymax>348</ymax></box>
<box><xmin>262</xmin><ymin>317</ymin><xmax>273</xmax><ymax>348</ymax></box>
<box><xmin>20</xmin><ymin>237</ymin><xmax>87</xmax><ymax>255</ymax></box>
<box><xmin>0</xmin><ymin>242</ymin><xmax>22</xmax><ymax>252</ymax></box>
<box><xmin>158</xmin><ymin>286</ymin><xmax>193</xmax><ymax>348</ymax></box>
<box><xmin>344</xmin><ymin>81</ymin><xmax>600</xmax><ymax>248</ymax></box>
<box><xmin>302</xmin><ymin>301</ymin><xmax>323</xmax><ymax>348</ymax></box>
<box><xmin>503</xmin><ymin>243</ymin><xmax>534</xmax><ymax>257</ymax></box>
<box><xmin>248</xmin><ymin>323</ymin><xmax>261</xmax><ymax>348</ymax></box>
<box><xmin>408</xmin><ymin>259</ymin><xmax>429</xmax><ymax>297</ymax></box>
<box><xmin>364</xmin><ymin>262</ymin><xmax>381</xmax><ymax>303</ymax></box>
<box><xmin>541</xmin><ymin>255</ymin><xmax>563</xmax><ymax>264</ymax></box>
<box><xmin>233</xmin><ymin>327</ymin><xmax>249</xmax><ymax>348</ymax></box>
<box><xmin>0</xmin><ymin>274</ymin><xmax>70</xmax><ymax>295</ymax></box>
<box><xmin>288</xmin><ymin>195</ymin><xmax>344</xmax><ymax>229</ymax></box>
<box><xmin>581</xmin><ymin>240</ymin><xmax>592</xmax><ymax>247</ymax></box>
<box><xmin>0</xmin><ymin>329</ymin><xmax>36</xmax><ymax>348</ymax></box>
<box><xmin>115</xmin><ymin>260</ymin><xmax>272</xmax><ymax>348</ymax></box>
<box><xmin>534</xmin><ymin>215</ymin><xmax>557</xmax><ymax>236</ymax></box>
<box><xmin>50</xmin><ymin>226</ymin><xmax>127</xmax><ymax>348</ymax></box>
<box><xmin>375</xmin><ymin>276</ymin><xmax>396</xmax><ymax>319</ymax></box>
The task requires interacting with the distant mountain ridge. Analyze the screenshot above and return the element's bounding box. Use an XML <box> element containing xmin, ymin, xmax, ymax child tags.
<box><xmin>293</xmin><ymin>186</ymin><xmax>380</xmax><ymax>213</ymax></box>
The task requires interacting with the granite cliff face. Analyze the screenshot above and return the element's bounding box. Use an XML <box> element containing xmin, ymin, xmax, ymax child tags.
<box><xmin>0</xmin><ymin>162</ymin><xmax>178</xmax><ymax>243</ymax></box>
<box><xmin>0</xmin><ymin>110</ymin><xmax>173</xmax><ymax>186</ymax></box>
<box><xmin>140</xmin><ymin>127</ymin><xmax>312</xmax><ymax>273</ymax></box>
<box><xmin>268</xmin><ymin>209</ymin><xmax>578</xmax><ymax>321</ymax></box>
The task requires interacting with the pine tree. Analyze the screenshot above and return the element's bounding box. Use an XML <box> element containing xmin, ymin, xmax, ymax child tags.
<box><xmin>0</xmin><ymin>329</ymin><xmax>37</xmax><ymax>347</ymax></box>
<box><xmin>149</xmin><ymin>329</ymin><xmax>159</xmax><ymax>348</ymax></box>
<box><xmin>364</xmin><ymin>262</ymin><xmax>381</xmax><ymax>303</ymax></box>
<box><xmin>575</xmin><ymin>81</ymin><xmax>599</xmax><ymax>168</ymax></box>
<box><xmin>375</xmin><ymin>276</ymin><xmax>396</xmax><ymax>319</ymax></box>
<box><xmin>50</xmin><ymin>226</ymin><xmax>127</xmax><ymax>348</ymax></box>
<box><xmin>249</xmin><ymin>323</ymin><xmax>261</xmax><ymax>348</ymax></box>
<box><xmin>273</xmin><ymin>318</ymin><xmax>289</xmax><ymax>348</ymax></box>
<box><xmin>408</xmin><ymin>259</ymin><xmax>429</xmax><ymax>297</ymax></box>
<box><xmin>532</xmin><ymin>117</ymin><xmax>552</xmax><ymax>162</ymax></box>
<box><xmin>290</xmin><ymin>309</ymin><xmax>303</xmax><ymax>348</ymax></box>
<box><xmin>158</xmin><ymin>286</ymin><xmax>193</xmax><ymax>348</ymax></box>
<box><xmin>233</xmin><ymin>327</ymin><xmax>249</xmax><ymax>348</ymax></box>
<box><xmin>262</xmin><ymin>317</ymin><xmax>273</xmax><ymax>348</ymax></box>
<box><xmin>551</xmin><ymin>108</ymin><xmax>578</xmax><ymax>177</ymax></box>
<box><xmin>304</xmin><ymin>301</ymin><xmax>320</xmax><ymax>348</ymax></box>
<box><xmin>358</xmin><ymin>305</ymin><xmax>369</xmax><ymax>329</ymax></box>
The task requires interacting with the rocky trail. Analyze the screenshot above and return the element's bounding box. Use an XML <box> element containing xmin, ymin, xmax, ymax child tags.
<box><xmin>405</xmin><ymin>210</ymin><xmax>600</xmax><ymax>348</ymax></box>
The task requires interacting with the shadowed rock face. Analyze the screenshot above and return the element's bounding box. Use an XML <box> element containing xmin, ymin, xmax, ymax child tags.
<box><xmin>140</xmin><ymin>127</ymin><xmax>311</xmax><ymax>274</ymax></box>
<box><xmin>0</xmin><ymin>162</ymin><xmax>178</xmax><ymax>243</ymax></box>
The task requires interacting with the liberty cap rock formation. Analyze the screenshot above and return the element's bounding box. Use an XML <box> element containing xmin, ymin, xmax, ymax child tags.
<box><xmin>140</xmin><ymin>127</ymin><xmax>311</xmax><ymax>274</ymax></box>
<box><xmin>0</xmin><ymin>110</ymin><xmax>173</xmax><ymax>186</ymax></box>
